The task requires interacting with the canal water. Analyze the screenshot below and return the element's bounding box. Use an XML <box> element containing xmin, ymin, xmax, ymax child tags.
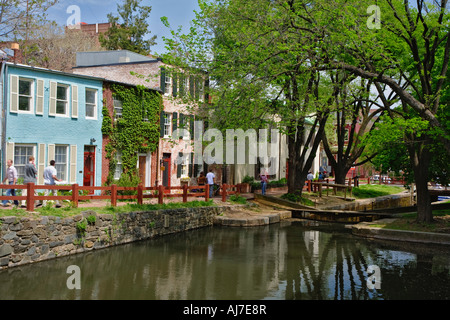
<box><xmin>0</xmin><ymin>220</ymin><xmax>449</xmax><ymax>300</ymax></box>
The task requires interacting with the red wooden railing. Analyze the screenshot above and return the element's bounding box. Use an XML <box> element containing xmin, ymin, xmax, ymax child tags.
<box><xmin>0</xmin><ymin>183</ymin><xmax>211</xmax><ymax>212</ymax></box>
<box><xmin>0</xmin><ymin>182</ymin><xmax>245</xmax><ymax>212</ymax></box>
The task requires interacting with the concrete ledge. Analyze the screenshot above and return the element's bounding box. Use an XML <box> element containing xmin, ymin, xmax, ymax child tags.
<box><xmin>351</xmin><ymin>219</ymin><xmax>450</xmax><ymax>246</ymax></box>
<box><xmin>254</xmin><ymin>193</ymin><xmax>315</xmax><ymax>210</ymax></box>
<box><xmin>213</xmin><ymin>210</ymin><xmax>292</xmax><ymax>227</ymax></box>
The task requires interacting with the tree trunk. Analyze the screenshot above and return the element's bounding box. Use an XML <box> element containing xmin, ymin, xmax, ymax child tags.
<box><xmin>287</xmin><ymin>126</ymin><xmax>304</xmax><ymax>195</ymax></box>
<box><xmin>334</xmin><ymin>166</ymin><xmax>348</xmax><ymax>186</ymax></box>
<box><xmin>408</xmin><ymin>142</ymin><xmax>433</xmax><ymax>223</ymax></box>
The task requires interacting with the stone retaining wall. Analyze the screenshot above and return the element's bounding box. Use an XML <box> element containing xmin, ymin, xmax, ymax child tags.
<box><xmin>322</xmin><ymin>192</ymin><xmax>413</xmax><ymax>211</ymax></box>
<box><xmin>0</xmin><ymin>206</ymin><xmax>224</xmax><ymax>270</ymax></box>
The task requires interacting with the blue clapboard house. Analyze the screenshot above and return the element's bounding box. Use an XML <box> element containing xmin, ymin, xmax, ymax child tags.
<box><xmin>0</xmin><ymin>62</ymin><xmax>103</xmax><ymax>189</ymax></box>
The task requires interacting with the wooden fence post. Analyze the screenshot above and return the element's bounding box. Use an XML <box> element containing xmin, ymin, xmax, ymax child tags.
<box><xmin>137</xmin><ymin>184</ymin><xmax>143</xmax><ymax>205</ymax></box>
<box><xmin>318</xmin><ymin>183</ymin><xmax>322</xmax><ymax>198</ymax></box>
<box><xmin>236</xmin><ymin>184</ymin><xmax>241</xmax><ymax>196</ymax></box>
<box><xmin>26</xmin><ymin>182</ymin><xmax>34</xmax><ymax>212</ymax></box>
<box><xmin>182</xmin><ymin>184</ymin><xmax>188</xmax><ymax>203</ymax></box>
<box><xmin>111</xmin><ymin>184</ymin><xmax>117</xmax><ymax>207</ymax></box>
<box><xmin>308</xmin><ymin>180</ymin><xmax>311</xmax><ymax>193</ymax></box>
<box><xmin>158</xmin><ymin>185</ymin><xmax>164</xmax><ymax>205</ymax></box>
<box><xmin>205</xmin><ymin>185</ymin><xmax>209</xmax><ymax>202</ymax></box>
<box><xmin>222</xmin><ymin>183</ymin><xmax>227</xmax><ymax>202</ymax></box>
<box><xmin>71</xmin><ymin>184</ymin><xmax>79</xmax><ymax>208</ymax></box>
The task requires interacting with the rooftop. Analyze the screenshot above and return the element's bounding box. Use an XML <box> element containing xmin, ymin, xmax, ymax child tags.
<box><xmin>75</xmin><ymin>50</ymin><xmax>160</xmax><ymax>68</ymax></box>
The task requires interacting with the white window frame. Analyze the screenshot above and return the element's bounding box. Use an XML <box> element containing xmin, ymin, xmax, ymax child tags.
<box><xmin>85</xmin><ymin>88</ymin><xmax>98</xmax><ymax>120</ymax></box>
<box><xmin>14</xmin><ymin>144</ymin><xmax>36</xmax><ymax>180</ymax></box>
<box><xmin>163</xmin><ymin>113</ymin><xmax>172</xmax><ymax>138</ymax></box>
<box><xmin>18</xmin><ymin>78</ymin><xmax>34</xmax><ymax>114</ymax></box>
<box><xmin>164</xmin><ymin>75</ymin><xmax>171</xmax><ymax>96</ymax></box>
<box><xmin>114</xmin><ymin>150</ymin><xmax>123</xmax><ymax>180</ymax></box>
<box><xmin>198</xmin><ymin>80</ymin><xmax>204</xmax><ymax>102</ymax></box>
<box><xmin>113</xmin><ymin>96</ymin><xmax>123</xmax><ymax>121</ymax></box>
<box><xmin>54</xmin><ymin>145</ymin><xmax>68</xmax><ymax>182</ymax></box>
<box><xmin>56</xmin><ymin>83</ymin><xmax>69</xmax><ymax>117</ymax></box>
<box><xmin>181</xmin><ymin>156</ymin><xmax>189</xmax><ymax>177</ymax></box>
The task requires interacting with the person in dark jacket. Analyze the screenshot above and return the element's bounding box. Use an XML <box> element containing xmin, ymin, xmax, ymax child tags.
<box><xmin>21</xmin><ymin>156</ymin><xmax>40</xmax><ymax>208</ymax></box>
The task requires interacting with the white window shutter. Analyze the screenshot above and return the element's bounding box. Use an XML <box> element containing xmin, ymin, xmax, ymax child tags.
<box><xmin>36</xmin><ymin>79</ymin><xmax>44</xmax><ymax>115</ymax></box>
<box><xmin>70</xmin><ymin>145</ymin><xmax>77</xmax><ymax>184</ymax></box>
<box><xmin>10</xmin><ymin>75</ymin><xmax>19</xmax><ymax>113</ymax></box>
<box><xmin>38</xmin><ymin>144</ymin><xmax>46</xmax><ymax>185</ymax></box>
<box><xmin>49</xmin><ymin>81</ymin><xmax>56</xmax><ymax>116</ymax></box>
<box><xmin>71</xmin><ymin>85</ymin><xmax>78</xmax><ymax>118</ymax></box>
<box><xmin>47</xmin><ymin>144</ymin><xmax>55</xmax><ymax>164</ymax></box>
<box><xmin>6</xmin><ymin>142</ymin><xmax>14</xmax><ymax>164</ymax></box>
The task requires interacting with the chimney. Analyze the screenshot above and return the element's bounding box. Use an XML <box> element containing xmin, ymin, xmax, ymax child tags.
<box><xmin>11</xmin><ymin>42</ymin><xmax>20</xmax><ymax>64</ymax></box>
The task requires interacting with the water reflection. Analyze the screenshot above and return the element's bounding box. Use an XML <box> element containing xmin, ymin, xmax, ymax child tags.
<box><xmin>0</xmin><ymin>220</ymin><xmax>449</xmax><ymax>300</ymax></box>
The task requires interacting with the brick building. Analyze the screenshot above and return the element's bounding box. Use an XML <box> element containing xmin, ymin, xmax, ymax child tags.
<box><xmin>73</xmin><ymin>50</ymin><xmax>208</xmax><ymax>188</ymax></box>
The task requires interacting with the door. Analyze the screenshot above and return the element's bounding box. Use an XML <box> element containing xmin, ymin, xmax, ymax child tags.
<box><xmin>139</xmin><ymin>156</ymin><xmax>146</xmax><ymax>185</ymax></box>
<box><xmin>83</xmin><ymin>147</ymin><xmax>95</xmax><ymax>194</ymax></box>
<box><xmin>162</xmin><ymin>153</ymin><xmax>171</xmax><ymax>190</ymax></box>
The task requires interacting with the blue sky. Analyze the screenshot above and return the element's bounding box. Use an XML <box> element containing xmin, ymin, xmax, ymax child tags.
<box><xmin>45</xmin><ymin>0</ymin><xmax>200</xmax><ymax>55</ymax></box>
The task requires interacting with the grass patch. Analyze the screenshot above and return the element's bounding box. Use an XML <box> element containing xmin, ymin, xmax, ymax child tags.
<box><xmin>379</xmin><ymin>209</ymin><xmax>450</xmax><ymax>233</ymax></box>
<box><xmin>0</xmin><ymin>200</ymin><xmax>216</xmax><ymax>218</ymax></box>
<box><xmin>228</xmin><ymin>194</ymin><xmax>248</xmax><ymax>204</ymax></box>
<box><xmin>352</xmin><ymin>184</ymin><xmax>404</xmax><ymax>199</ymax></box>
<box><xmin>281</xmin><ymin>193</ymin><xmax>315</xmax><ymax>206</ymax></box>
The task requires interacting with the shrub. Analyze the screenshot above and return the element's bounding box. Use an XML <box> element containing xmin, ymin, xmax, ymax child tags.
<box><xmin>116</xmin><ymin>173</ymin><xmax>141</xmax><ymax>196</ymax></box>
<box><xmin>229</xmin><ymin>194</ymin><xmax>247</xmax><ymax>204</ymax></box>
<box><xmin>241</xmin><ymin>175</ymin><xmax>255</xmax><ymax>184</ymax></box>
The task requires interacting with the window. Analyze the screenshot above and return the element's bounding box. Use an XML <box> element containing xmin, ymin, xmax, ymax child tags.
<box><xmin>164</xmin><ymin>75</ymin><xmax>171</xmax><ymax>96</ymax></box>
<box><xmin>18</xmin><ymin>78</ymin><xmax>34</xmax><ymax>112</ymax></box>
<box><xmin>113</xmin><ymin>97</ymin><xmax>123</xmax><ymax>120</ymax></box>
<box><xmin>14</xmin><ymin>145</ymin><xmax>35</xmax><ymax>180</ymax></box>
<box><xmin>181</xmin><ymin>156</ymin><xmax>189</xmax><ymax>177</ymax></box>
<box><xmin>114</xmin><ymin>151</ymin><xmax>122</xmax><ymax>180</ymax></box>
<box><xmin>198</xmin><ymin>80</ymin><xmax>204</xmax><ymax>102</ymax></box>
<box><xmin>164</xmin><ymin>113</ymin><xmax>172</xmax><ymax>137</ymax></box>
<box><xmin>55</xmin><ymin>145</ymin><xmax>68</xmax><ymax>182</ymax></box>
<box><xmin>85</xmin><ymin>88</ymin><xmax>97</xmax><ymax>119</ymax></box>
<box><xmin>56</xmin><ymin>84</ymin><xmax>69</xmax><ymax>116</ymax></box>
<box><xmin>179</xmin><ymin>75</ymin><xmax>187</xmax><ymax>97</ymax></box>
<box><xmin>180</xmin><ymin>115</ymin><xmax>190</xmax><ymax>140</ymax></box>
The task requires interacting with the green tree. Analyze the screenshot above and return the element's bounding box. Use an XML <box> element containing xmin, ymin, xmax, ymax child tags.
<box><xmin>99</xmin><ymin>0</ymin><xmax>157</xmax><ymax>55</ymax></box>
<box><xmin>161</xmin><ymin>0</ymin><xmax>335</xmax><ymax>195</ymax></box>
<box><xmin>161</xmin><ymin>0</ymin><xmax>449</xmax><ymax>221</ymax></box>
<box><xmin>322</xmin><ymin>75</ymin><xmax>386</xmax><ymax>184</ymax></box>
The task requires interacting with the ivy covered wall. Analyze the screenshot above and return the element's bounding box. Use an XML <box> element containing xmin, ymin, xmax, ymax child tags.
<box><xmin>102</xmin><ymin>82</ymin><xmax>163</xmax><ymax>185</ymax></box>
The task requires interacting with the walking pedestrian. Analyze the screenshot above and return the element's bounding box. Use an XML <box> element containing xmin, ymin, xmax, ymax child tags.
<box><xmin>21</xmin><ymin>156</ymin><xmax>40</xmax><ymax>208</ymax></box>
<box><xmin>2</xmin><ymin>159</ymin><xmax>19</xmax><ymax>207</ymax></box>
<box><xmin>206</xmin><ymin>169</ymin><xmax>215</xmax><ymax>198</ymax></box>
<box><xmin>43</xmin><ymin>160</ymin><xmax>62</xmax><ymax>207</ymax></box>
<box><xmin>259</xmin><ymin>170</ymin><xmax>268</xmax><ymax>195</ymax></box>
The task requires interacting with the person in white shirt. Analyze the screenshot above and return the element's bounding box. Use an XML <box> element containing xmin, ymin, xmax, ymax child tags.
<box><xmin>206</xmin><ymin>169</ymin><xmax>215</xmax><ymax>198</ymax></box>
<box><xmin>2</xmin><ymin>159</ymin><xmax>19</xmax><ymax>207</ymax></box>
<box><xmin>43</xmin><ymin>160</ymin><xmax>62</xmax><ymax>207</ymax></box>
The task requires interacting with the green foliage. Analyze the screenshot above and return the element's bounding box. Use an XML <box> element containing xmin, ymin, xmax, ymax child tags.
<box><xmin>76</xmin><ymin>218</ymin><xmax>88</xmax><ymax>237</ymax></box>
<box><xmin>87</xmin><ymin>215</ymin><xmax>96</xmax><ymax>225</ymax></box>
<box><xmin>281</xmin><ymin>193</ymin><xmax>314</xmax><ymax>206</ymax></box>
<box><xmin>104</xmin><ymin>84</ymin><xmax>162</xmax><ymax>184</ymax></box>
<box><xmin>101</xmin><ymin>106</ymin><xmax>112</xmax><ymax>135</ymax></box>
<box><xmin>352</xmin><ymin>185</ymin><xmax>404</xmax><ymax>199</ymax></box>
<box><xmin>228</xmin><ymin>194</ymin><xmax>247</xmax><ymax>204</ymax></box>
<box><xmin>241</xmin><ymin>175</ymin><xmax>254</xmax><ymax>184</ymax></box>
<box><xmin>251</xmin><ymin>178</ymin><xmax>287</xmax><ymax>190</ymax></box>
<box><xmin>99</xmin><ymin>0</ymin><xmax>157</xmax><ymax>55</ymax></box>
<box><xmin>116</xmin><ymin>173</ymin><xmax>142</xmax><ymax>196</ymax></box>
